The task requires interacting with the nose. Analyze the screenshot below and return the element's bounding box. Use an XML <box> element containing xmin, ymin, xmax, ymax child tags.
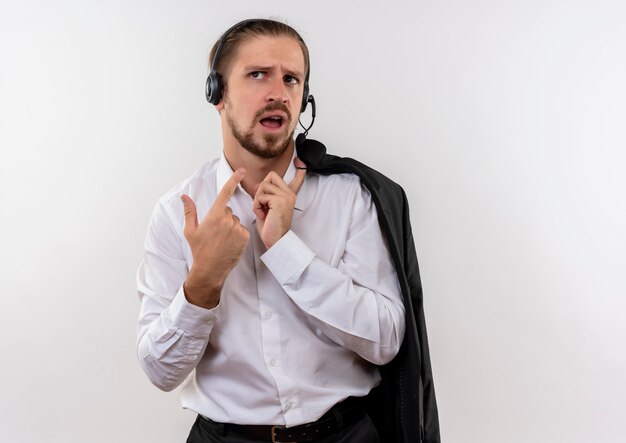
<box><xmin>266</xmin><ymin>76</ymin><xmax>288</xmax><ymax>104</ymax></box>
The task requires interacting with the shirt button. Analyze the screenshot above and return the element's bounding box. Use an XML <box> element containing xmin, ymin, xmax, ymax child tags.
<box><xmin>284</xmin><ymin>402</ymin><xmax>294</xmax><ymax>412</ymax></box>
<box><xmin>269</xmin><ymin>358</ymin><xmax>277</xmax><ymax>367</ymax></box>
<box><xmin>264</xmin><ymin>311</ymin><xmax>273</xmax><ymax>320</ymax></box>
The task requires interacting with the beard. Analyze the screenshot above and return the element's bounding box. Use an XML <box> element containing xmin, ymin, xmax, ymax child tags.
<box><xmin>225</xmin><ymin>102</ymin><xmax>294</xmax><ymax>159</ymax></box>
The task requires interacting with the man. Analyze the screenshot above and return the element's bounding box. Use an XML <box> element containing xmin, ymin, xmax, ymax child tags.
<box><xmin>137</xmin><ymin>19</ymin><xmax>410</xmax><ymax>442</ymax></box>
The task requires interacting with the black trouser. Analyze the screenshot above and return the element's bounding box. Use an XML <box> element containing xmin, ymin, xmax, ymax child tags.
<box><xmin>186</xmin><ymin>413</ymin><xmax>380</xmax><ymax>443</ymax></box>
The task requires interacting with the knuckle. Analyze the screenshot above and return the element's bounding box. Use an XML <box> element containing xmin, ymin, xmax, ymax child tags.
<box><xmin>182</xmin><ymin>227</ymin><xmax>192</xmax><ymax>239</ymax></box>
<box><xmin>221</xmin><ymin>216</ymin><xmax>233</xmax><ymax>229</ymax></box>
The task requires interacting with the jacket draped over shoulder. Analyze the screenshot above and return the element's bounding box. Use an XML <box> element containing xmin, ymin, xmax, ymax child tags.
<box><xmin>297</xmin><ymin>139</ymin><xmax>441</xmax><ymax>443</ymax></box>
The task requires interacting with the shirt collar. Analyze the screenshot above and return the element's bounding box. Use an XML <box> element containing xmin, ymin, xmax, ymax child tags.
<box><xmin>216</xmin><ymin>150</ymin><xmax>308</xmax><ymax>211</ymax></box>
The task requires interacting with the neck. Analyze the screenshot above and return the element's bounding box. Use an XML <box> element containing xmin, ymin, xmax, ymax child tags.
<box><xmin>223</xmin><ymin>141</ymin><xmax>294</xmax><ymax>197</ymax></box>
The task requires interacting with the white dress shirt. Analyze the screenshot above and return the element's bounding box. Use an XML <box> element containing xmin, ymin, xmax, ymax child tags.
<box><xmin>136</xmin><ymin>151</ymin><xmax>405</xmax><ymax>427</ymax></box>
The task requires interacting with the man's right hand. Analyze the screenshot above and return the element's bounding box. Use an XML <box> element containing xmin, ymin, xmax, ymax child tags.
<box><xmin>180</xmin><ymin>168</ymin><xmax>249</xmax><ymax>309</ymax></box>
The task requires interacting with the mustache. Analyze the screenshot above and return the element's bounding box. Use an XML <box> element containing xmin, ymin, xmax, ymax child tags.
<box><xmin>254</xmin><ymin>102</ymin><xmax>292</xmax><ymax>123</ymax></box>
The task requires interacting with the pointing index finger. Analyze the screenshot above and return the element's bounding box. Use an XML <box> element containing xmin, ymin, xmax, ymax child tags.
<box><xmin>288</xmin><ymin>157</ymin><xmax>307</xmax><ymax>195</ymax></box>
<box><xmin>215</xmin><ymin>168</ymin><xmax>246</xmax><ymax>207</ymax></box>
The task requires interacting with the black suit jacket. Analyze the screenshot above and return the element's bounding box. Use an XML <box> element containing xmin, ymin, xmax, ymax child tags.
<box><xmin>297</xmin><ymin>139</ymin><xmax>441</xmax><ymax>443</ymax></box>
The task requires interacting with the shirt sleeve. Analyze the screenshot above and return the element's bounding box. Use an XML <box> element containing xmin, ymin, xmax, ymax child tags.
<box><xmin>260</xmin><ymin>185</ymin><xmax>406</xmax><ymax>366</ymax></box>
<box><xmin>136</xmin><ymin>200</ymin><xmax>218</xmax><ymax>392</ymax></box>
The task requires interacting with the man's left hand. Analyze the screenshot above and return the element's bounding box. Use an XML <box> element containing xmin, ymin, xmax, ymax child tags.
<box><xmin>253</xmin><ymin>157</ymin><xmax>307</xmax><ymax>249</ymax></box>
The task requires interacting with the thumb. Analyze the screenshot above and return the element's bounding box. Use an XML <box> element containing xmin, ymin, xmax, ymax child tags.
<box><xmin>180</xmin><ymin>194</ymin><xmax>198</xmax><ymax>238</ymax></box>
<box><xmin>288</xmin><ymin>157</ymin><xmax>307</xmax><ymax>194</ymax></box>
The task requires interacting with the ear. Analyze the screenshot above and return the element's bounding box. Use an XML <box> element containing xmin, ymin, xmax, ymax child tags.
<box><xmin>215</xmin><ymin>86</ymin><xmax>226</xmax><ymax>111</ymax></box>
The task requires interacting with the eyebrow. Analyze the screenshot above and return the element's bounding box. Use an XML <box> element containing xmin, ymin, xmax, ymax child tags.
<box><xmin>242</xmin><ymin>65</ymin><xmax>304</xmax><ymax>79</ymax></box>
<box><xmin>243</xmin><ymin>65</ymin><xmax>272</xmax><ymax>72</ymax></box>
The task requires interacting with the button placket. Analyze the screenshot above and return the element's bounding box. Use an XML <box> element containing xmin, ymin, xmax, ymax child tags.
<box><xmin>252</xmin><ymin>228</ymin><xmax>282</xmax><ymax>377</ymax></box>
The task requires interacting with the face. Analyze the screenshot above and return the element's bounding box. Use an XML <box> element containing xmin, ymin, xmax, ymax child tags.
<box><xmin>217</xmin><ymin>35</ymin><xmax>306</xmax><ymax>159</ymax></box>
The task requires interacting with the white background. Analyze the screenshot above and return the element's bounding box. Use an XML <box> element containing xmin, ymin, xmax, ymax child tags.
<box><xmin>1</xmin><ymin>0</ymin><xmax>625</xmax><ymax>442</ymax></box>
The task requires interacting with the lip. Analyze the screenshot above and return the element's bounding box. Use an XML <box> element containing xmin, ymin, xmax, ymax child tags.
<box><xmin>257</xmin><ymin>111</ymin><xmax>289</xmax><ymax>133</ymax></box>
<box><xmin>258</xmin><ymin>111</ymin><xmax>288</xmax><ymax>122</ymax></box>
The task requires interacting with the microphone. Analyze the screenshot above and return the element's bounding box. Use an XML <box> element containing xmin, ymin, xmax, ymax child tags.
<box><xmin>308</xmin><ymin>95</ymin><xmax>316</xmax><ymax>121</ymax></box>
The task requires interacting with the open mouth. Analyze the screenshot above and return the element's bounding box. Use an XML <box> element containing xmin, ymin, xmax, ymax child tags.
<box><xmin>259</xmin><ymin>115</ymin><xmax>285</xmax><ymax>129</ymax></box>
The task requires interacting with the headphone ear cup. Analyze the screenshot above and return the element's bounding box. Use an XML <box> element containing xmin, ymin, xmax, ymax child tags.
<box><xmin>300</xmin><ymin>81</ymin><xmax>310</xmax><ymax>113</ymax></box>
<box><xmin>205</xmin><ymin>71</ymin><xmax>223</xmax><ymax>105</ymax></box>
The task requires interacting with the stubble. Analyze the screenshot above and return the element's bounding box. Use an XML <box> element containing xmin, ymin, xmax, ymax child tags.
<box><xmin>225</xmin><ymin>102</ymin><xmax>294</xmax><ymax>159</ymax></box>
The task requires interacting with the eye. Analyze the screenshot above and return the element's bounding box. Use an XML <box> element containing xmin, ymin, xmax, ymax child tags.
<box><xmin>284</xmin><ymin>75</ymin><xmax>299</xmax><ymax>85</ymax></box>
<box><xmin>250</xmin><ymin>71</ymin><xmax>267</xmax><ymax>79</ymax></box>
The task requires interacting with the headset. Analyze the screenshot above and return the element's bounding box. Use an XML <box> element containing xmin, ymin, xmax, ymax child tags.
<box><xmin>205</xmin><ymin>19</ymin><xmax>312</xmax><ymax>114</ymax></box>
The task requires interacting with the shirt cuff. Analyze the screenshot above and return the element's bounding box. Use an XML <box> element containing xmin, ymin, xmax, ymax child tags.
<box><xmin>168</xmin><ymin>285</ymin><xmax>220</xmax><ymax>336</ymax></box>
<box><xmin>261</xmin><ymin>230</ymin><xmax>315</xmax><ymax>285</ymax></box>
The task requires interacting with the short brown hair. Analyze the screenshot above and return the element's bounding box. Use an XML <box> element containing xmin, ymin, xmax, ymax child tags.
<box><xmin>209</xmin><ymin>19</ymin><xmax>310</xmax><ymax>82</ymax></box>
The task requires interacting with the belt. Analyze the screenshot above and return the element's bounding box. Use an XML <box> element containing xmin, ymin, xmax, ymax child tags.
<box><xmin>200</xmin><ymin>397</ymin><xmax>365</xmax><ymax>442</ymax></box>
